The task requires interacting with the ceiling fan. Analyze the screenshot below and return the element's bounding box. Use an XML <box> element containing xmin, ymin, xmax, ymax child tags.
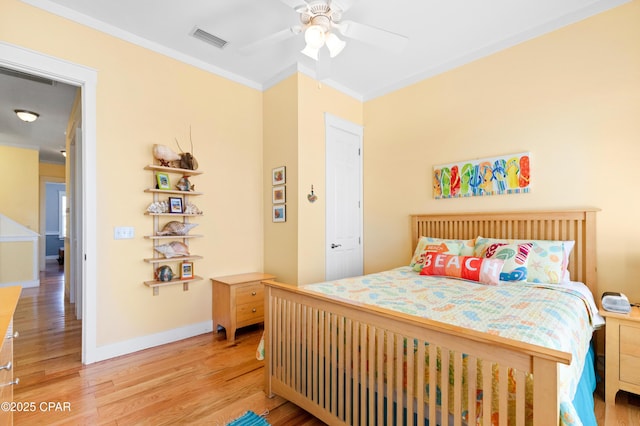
<box><xmin>238</xmin><ymin>0</ymin><xmax>408</xmax><ymax>60</ymax></box>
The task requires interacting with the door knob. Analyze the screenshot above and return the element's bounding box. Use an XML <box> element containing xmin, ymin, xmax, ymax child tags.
<box><xmin>331</xmin><ymin>243</ymin><xmax>342</xmax><ymax>249</ymax></box>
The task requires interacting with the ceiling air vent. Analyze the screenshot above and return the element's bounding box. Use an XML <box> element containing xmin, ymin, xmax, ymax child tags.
<box><xmin>0</xmin><ymin>66</ymin><xmax>56</xmax><ymax>86</ymax></box>
<box><xmin>191</xmin><ymin>27</ymin><xmax>228</xmax><ymax>49</ymax></box>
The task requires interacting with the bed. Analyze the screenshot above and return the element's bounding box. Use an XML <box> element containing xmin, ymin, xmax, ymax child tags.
<box><xmin>262</xmin><ymin>209</ymin><xmax>601</xmax><ymax>426</ymax></box>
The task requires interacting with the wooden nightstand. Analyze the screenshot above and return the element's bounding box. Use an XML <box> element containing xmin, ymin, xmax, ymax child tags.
<box><xmin>211</xmin><ymin>272</ymin><xmax>275</xmax><ymax>342</ymax></box>
<box><xmin>601</xmin><ymin>306</ymin><xmax>640</xmax><ymax>403</ymax></box>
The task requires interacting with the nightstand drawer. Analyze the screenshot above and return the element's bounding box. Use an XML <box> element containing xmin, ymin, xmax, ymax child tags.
<box><xmin>620</xmin><ymin>324</ymin><xmax>640</xmax><ymax>356</ymax></box>
<box><xmin>236</xmin><ymin>303</ymin><xmax>263</xmax><ymax>326</ymax></box>
<box><xmin>0</xmin><ymin>334</ymin><xmax>12</xmax><ymax>406</ymax></box>
<box><xmin>620</xmin><ymin>323</ymin><xmax>640</xmax><ymax>385</ymax></box>
<box><xmin>620</xmin><ymin>354</ymin><xmax>640</xmax><ymax>385</ymax></box>
<box><xmin>236</xmin><ymin>284</ymin><xmax>264</xmax><ymax>305</ymax></box>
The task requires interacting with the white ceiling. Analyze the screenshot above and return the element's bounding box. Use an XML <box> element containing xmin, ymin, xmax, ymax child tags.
<box><xmin>0</xmin><ymin>67</ymin><xmax>77</xmax><ymax>165</ymax></box>
<box><xmin>1</xmin><ymin>0</ymin><xmax>628</xmax><ymax>164</ymax></box>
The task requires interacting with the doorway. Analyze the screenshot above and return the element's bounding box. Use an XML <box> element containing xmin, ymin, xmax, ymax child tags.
<box><xmin>42</xmin><ymin>181</ymin><xmax>66</xmax><ymax>264</ymax></box>
<box><xmin>0</xmin><ymin>41</ymin><xmax>98</xmax><ymax>364</ymax></box>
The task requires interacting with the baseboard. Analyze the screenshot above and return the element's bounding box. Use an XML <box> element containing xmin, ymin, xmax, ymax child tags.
<box><xmin>0</xmin><ymin>279</ymin><xmax>39</xmax><ymax>288</ymax></box>
<box><xmin>91</xmin><ymin>320</ymin><xmax>214</xmax><ymax>363</ymax></box>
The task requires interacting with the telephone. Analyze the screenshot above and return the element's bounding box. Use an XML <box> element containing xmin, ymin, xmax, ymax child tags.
<box><xmin>601</xmin><ymin>292</ymin><xmax>631</xmax><ymax>314</ymax></box>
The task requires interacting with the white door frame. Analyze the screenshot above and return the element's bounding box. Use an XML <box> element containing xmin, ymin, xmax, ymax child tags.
<box><xmin>72</xmin><ymin>127</ymin><xmax>84</xmax><ymax>319</ymax></box>
<box><xmin>0</xmin><ymin>42</ymin><xmax>98</xmax><ymax>364</ymax></box>
<box><xmin>324</xmin><ymin>113</ymin><xmax>363</xmax><ymax>280</ymax></box>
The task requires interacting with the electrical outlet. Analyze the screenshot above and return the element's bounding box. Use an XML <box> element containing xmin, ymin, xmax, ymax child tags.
<box><xmin>114</xmin><ymin>226</ymin><xmax>134</xmax><ymax>240</ymax></box>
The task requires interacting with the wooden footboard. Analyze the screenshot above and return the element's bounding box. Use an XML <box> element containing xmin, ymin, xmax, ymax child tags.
<box><xmin>264</xmin><ymin>280</ymin><xmax>571</xmax><ymax>426</ymax></box>
<box><xmin>263</xmin><ymin>209</ymin><xmax>596</xmax><ymax>425</ymax></box>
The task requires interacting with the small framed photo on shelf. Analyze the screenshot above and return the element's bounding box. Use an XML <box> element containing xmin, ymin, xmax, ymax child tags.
<box><xmin>180</xmin><ymin>261</ymin><xmax>194</xmax><ymax>279</ymax></box>
<box><xmin>272</xmin><ymin>185</ymin><xmax>286</xmax><ymax>204</ymax></box>
<box><xmin>272</xmin><ymin>205</ymin><xmax>286</xmax><ymax>223</ymax></box>
<box><xmin>272</xmin><ymin>166</ymin><xmax>286</xmax><ymax>185</ymax></box>
<box><xmin>168</xmin><ymin>197</ymin><xmax>183</xmax><ymax>214</ymax></box>
<box><xmin>156</xmin><ymin>172</ymin><xmax>171</xmax><ymax>190</ymax></box>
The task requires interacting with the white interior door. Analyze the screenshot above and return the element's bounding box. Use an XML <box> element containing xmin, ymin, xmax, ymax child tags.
<box><xmin>325</xmin><ymin>114</ymin><xmax>363</xmax><ymax>281</ymax></box>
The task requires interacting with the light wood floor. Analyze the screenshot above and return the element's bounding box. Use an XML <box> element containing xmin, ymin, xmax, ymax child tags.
<box><xmin>13</xmin><ymin>261</ymin><xmax>323</xmax><ymax>425</ymax></box>
<box><xmin>11</xmin><ymin>261</ymin><xmax>640</xmax><ymax>425</ymax></box>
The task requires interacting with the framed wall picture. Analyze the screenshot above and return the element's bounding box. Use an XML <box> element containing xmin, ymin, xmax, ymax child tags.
<box><xmin>272</xmin><ymin>166</ymin><xmax>286</xmax><ymax>185</ymax></box>
<box><xmin>272</xmin><ymin>185</ymin><xmax>286</xmax><ymax>204</ymax></box>
<box><xmin>180</xmin><ymin>261</ymin><xmax>194</xmax><ymax>279</ymax></box>
<box><xmin>168</xmin><ymin>197</ymin><xmax>183</xmax><ymax>213</ymax></box>
<box><xmin>272</xmin><ymin>205</ymin><xmax>286</xmax><ymax>223</ymax></box>
<box><xmin>156</xmin><ymin>172</ymin><xmax>171</xmax><ymax>190</ymax></box>
<box><xmin>432</xmin><ymin>152</ymin><xmax>530</xmax><ymax>199</ymax></box>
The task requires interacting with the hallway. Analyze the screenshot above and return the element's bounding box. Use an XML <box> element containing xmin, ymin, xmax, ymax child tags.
<box><xmin>13</xmin><ymin>260</ymin><xmax>82</xmax><ymax>382</ymax></box>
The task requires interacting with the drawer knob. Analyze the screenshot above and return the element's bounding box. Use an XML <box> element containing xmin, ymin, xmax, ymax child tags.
<box><xmin>1</xmin><ymin>378</ymin><xmax>18</xmax><ymax>387</ymax></box>
<box><xmin>252</xmin><ymin>308</ymin><xmax>257</xmax><ymax>313</ymax></box>
<box><xmin>251</xmin><ymin>291</ymin><xmax>257</xmax><ymax>296</ymax></box>
<box><xmin>12</xmin><ymin>331</ymin><xmax>19</xmax><ymax>339</ymax></box>
<box><xmin>0</xmin><ymin>361</ymin><xmax>11</xmax><ymax>371</ymax></box>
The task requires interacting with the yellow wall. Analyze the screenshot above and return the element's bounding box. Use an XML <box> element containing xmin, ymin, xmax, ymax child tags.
<box><xmin>264</xmin><ymin>75</ymin><xmax>299</xmax><ymax>285</ymax></box>
<box><xmin>0</xmin><ymin>242</ymin><xmax>33</xmax><ymax>282</ymax></box>
<box><xmin>363</xmin><ymin>2</ymin><xmax>640</xmax><ymax>302</ymax></box>
<box><xmin>39</xmin><ymin>163</ymin><xmax>65</xmax><ymax>179</ymax></box>
<box><xmin>0</xmin><ymin>146</ymin><xmax>39</xmax><ymax>230</ymax></box>
<box><xmin>263</xmin><ymin>74</ymin><xmax>363</xmax><ymax>285</ymax></box>
<box><xmin>1</xmin><ymin>0</ymin><xmax>264</xmax><ymax>346</ymax></box>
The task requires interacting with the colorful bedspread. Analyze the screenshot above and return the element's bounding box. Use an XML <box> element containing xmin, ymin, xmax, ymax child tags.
<box><xmin>303</xmin><ymin>266</ymin><xmax>599</xmax><ymax>426</ymax></box>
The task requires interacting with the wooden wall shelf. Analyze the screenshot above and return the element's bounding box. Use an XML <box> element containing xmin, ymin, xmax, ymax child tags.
<box><xmin>144</xmin><ymin>276</ymin><xmax>204</xmax><ymax>296</ymax></box>
<box><xmin>143</xmin><ymin>255</ymin><xmax>203</xmax><ymax>264</ymax></box>
<box><xmin>144</xmin><ymin>189</ymin><xmax>204</xmax><ymax>196</ymax></box>
<box><xmin>144</xmin><ymin>164</ymin><xmax>203</xmax><ymax>176</ymax></box>
<box><xmin>144</xmin><ymin>163</ymin><xmax>204</xmax><ymax>295</ymax></box>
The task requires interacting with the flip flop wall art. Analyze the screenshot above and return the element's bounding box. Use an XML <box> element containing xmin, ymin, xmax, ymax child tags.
<box><xmin>433</xmin><ymin>152</ymin><xmax>530</xmax><ymax>199</ymax></box>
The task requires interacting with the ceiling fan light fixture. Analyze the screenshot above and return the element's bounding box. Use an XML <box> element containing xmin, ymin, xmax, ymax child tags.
<box><xmin>301</xmin><ymin>24</ymin><xmax>326</xmax><ymax>60</ymax></box>
<box><xmin>301</xmin><ymin>44</ymin><xmax>320</xmax><ymax>60</ymax></box>
<box><xmin>304</xmin><ymin>25</ymin><xmax>326</xmax><ymax>49</ymax></box>
<box><xmin>325</xmin><ymin>32</ymin><xmax>346</xmax><ymax>58</ymax></box>
<box><xmin>15</xmin><ymin>109</ymin><xmax>39</xmax><ymax>122</ymax></box>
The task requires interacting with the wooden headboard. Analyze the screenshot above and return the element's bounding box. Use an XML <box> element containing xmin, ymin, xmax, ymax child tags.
<box><xmin>411</xmin><ymin>209</ymin><xmax>598</xmax><ymax>293</ymax></box>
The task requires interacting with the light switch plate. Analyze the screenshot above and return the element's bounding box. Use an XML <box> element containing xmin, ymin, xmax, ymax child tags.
<box><xmin>114</xmin><ymin>226</ymin><xmax>134</xmax><ymax>240</ymax></box>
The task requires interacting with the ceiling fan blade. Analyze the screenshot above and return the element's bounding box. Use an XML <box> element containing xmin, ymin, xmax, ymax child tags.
<box><xmin>331</xmin><ymin>0</ymin><xmax>359</xmax><ymax>12</ymax></box>
<box><xmin>336</xmin><ymin>20</ymin><xmax>408</xmax><ymax>54</ymax></box>
<box><xmin>280</xmin><ymin>0</ymin><xmax>307</xmax><ymax>10</ymax></box>
<box><xmin>237</xmin><ymin>27</ymin><xmax>301</xmax><ymax>55</ymax></box>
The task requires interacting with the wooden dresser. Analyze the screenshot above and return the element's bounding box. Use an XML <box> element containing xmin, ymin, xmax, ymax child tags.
<box><xmin>1</xmin><ymin>286</ymin><xmax>21</xmax><ymax>426</ymax></box>
<box><xmin>601</xmin><ymin>306</ymin><xmax>640</xmax><ymax>403</ymax></box>
<box><xmin>211</xmin><ymin>273</ymin><xmax>275</xmax><ymax>342</ymax></box>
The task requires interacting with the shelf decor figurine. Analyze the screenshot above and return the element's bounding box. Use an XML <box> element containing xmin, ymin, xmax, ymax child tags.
<box><xmin>146</xmin><ymin>201</ymin><xmax>169</xmax><ymax>214</ymax></box>
<box><xmin>154</xmin><ymin>241</ymin><xmax>190</xmax><ymax>258</ymax></box>
<box><xmin>154</xmin><ymin>265</ymin><xmax>174</xmax><ymax>282</ymax></box>
<box><xmin>176</xmin><ymin>176</ymin><xmax>194</xmax><ymax>191</ymax></box>
<box><xmin>157</xmin><ymin>221</ymin><xmax>198</xmax><ymax>236</ymax></box>
<box><xmin>174</xmin><ymin>126</ymin><xmax>199</xmax><ymax>170</ymax></box>
<box><xmin>153</xmin><ymin>144</ymin><xmax>181</xmax><ymax>167</ymax></box>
